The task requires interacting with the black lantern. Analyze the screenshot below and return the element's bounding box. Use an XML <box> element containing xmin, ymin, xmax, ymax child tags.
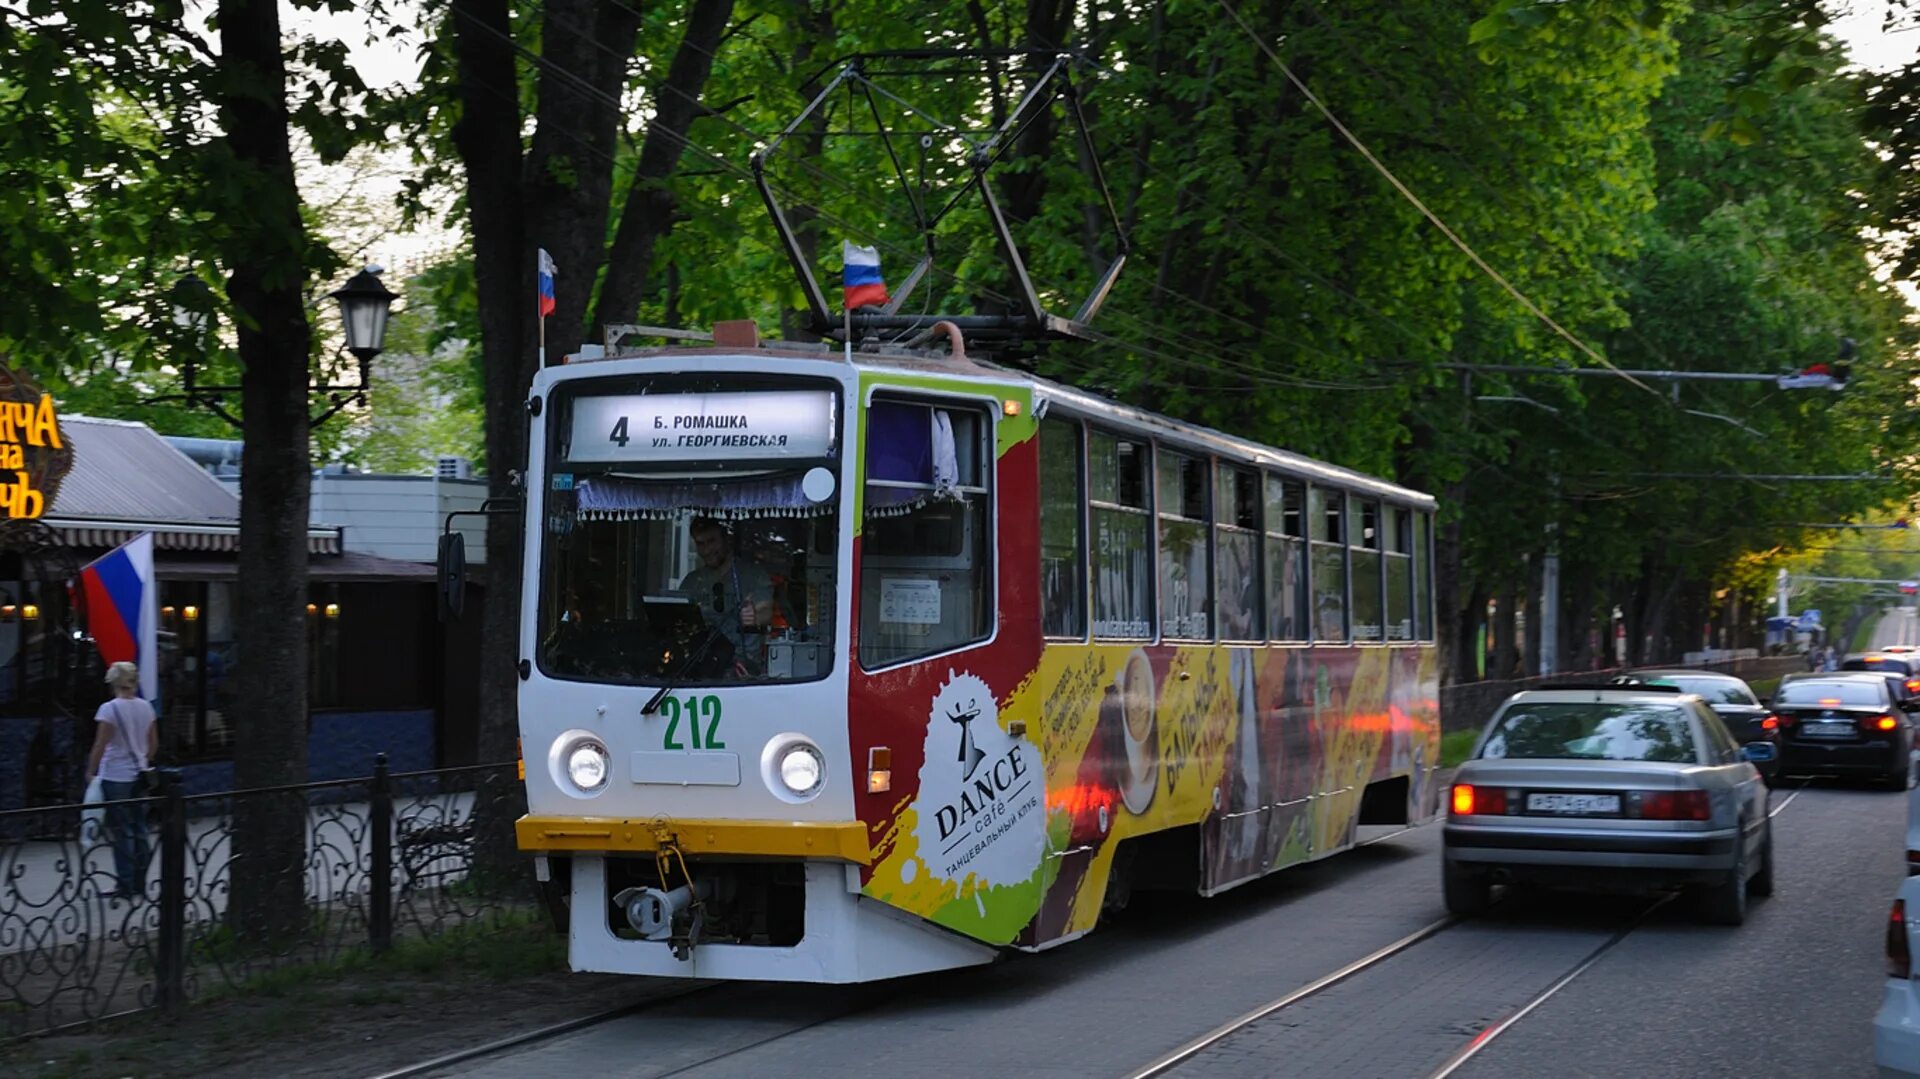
<box><xmin>147</xmin><ymin>266</ymin><xmax>401</xmax><ymax>429</ymax></box>
<box><xmin>329</xmin><ymin>267</ymin><xmax>397</xmax><ymax>363</ymax></box>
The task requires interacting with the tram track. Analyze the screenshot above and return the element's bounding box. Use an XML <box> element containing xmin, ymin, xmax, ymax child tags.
<box><xmin>1125</xmin><ymin>780</ymin><xmax>1812</xmax><ymax>1079</ymax></box>
<box><xmin>376</xmin><ymin>784</ymin><xmax>1818</xmax><ymax>1079</ymax></box>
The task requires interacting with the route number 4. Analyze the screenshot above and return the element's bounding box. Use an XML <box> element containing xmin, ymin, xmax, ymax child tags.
<box><xmin>609</xmin><ymin>416</ymin><xmax>630</xmax><ymax>446</ymax></box>
<box><xmin>661</xmin><ymin>695</ymin><xmax>725</xmax><ymax>750</ymax></box>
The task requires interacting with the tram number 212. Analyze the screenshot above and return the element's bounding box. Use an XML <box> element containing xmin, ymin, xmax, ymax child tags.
<box><xmin>660</xmin><ymin>695</ymin><xmax>725</xmax><ymax>750</ymax></box>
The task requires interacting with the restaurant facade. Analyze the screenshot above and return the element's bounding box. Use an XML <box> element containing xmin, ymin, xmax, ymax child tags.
<box><xmin>0</xmin><ymin>411</ymin><xmax>488</xmax><ymax>810</ymax></box>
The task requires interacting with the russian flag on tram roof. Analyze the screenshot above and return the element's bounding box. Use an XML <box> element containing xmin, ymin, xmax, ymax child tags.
<box><xmin>537</xmin><ymin>249</ymin><xmax>557</xmax><ymax>318</ymax></box>
<box><xmin>842</xmin><ymin>241</ymin><xmax>890</xmax><ymax>311</ymax></box>
<box><xmin>79</xmin><ymin>532</ymin><xmax>157</xmax><ymax>701</ymax></box>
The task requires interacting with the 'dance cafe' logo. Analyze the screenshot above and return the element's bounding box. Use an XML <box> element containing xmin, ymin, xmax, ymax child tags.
<box><xmin>912</xmin><ymin>671</ymin><xmax>1045</xmax><ymax>888</ymax></box>
<box><xmin>0</xmin><ymin>368</ymin><xmax>69</xmax><ymax>522</ymax></box>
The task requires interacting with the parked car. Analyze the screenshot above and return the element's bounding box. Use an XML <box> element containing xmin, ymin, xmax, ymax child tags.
<box><xmin>1876</xmin><ymin>879</ymin><xmax>1920</xmax><ymax>1074</ymax></box>
<box><xmin>1771</xmin><ymin>676</ymin><xmax>1917</xmax><ymax>789</ymax></box>
<box><xmin>1616</xmin><ymin>670</ymin><xmax>1777</xmax><ymax>783</ymax></box>
<box><xmin>1444</xmin><ymin>683</ymin><xmax>1773</xmax><ymax>925</ymax></box>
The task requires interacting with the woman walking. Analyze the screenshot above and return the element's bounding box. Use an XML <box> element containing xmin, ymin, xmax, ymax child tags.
<box><xmin>83</xmin><ymin>662</ymin><xmax>157</xmax><ymax>900</ymax></box>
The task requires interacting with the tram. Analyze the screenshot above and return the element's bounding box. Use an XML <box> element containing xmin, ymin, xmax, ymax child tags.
<box><xmin>512</xmin><ymin>320</ymin><xmax>1441</xmax><ymax>982</ymax></box>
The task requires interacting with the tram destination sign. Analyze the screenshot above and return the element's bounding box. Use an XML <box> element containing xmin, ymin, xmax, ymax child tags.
<box><xmin>567</xmin><ymin>390</ymin><xmax>835</xmax><ymax>463</ymax></box>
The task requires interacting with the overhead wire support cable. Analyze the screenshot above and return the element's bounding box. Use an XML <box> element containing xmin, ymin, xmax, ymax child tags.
<box><xmin>1215</xmin><ymin>0</ymin><xmax>1660</xmax><ymax>399</ymax></box>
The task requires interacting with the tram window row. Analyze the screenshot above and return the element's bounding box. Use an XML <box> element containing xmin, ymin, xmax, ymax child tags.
<box><xmin>1038</xmin><ymin>416</ymin><xmax>1436</xmax><ymax>646</ymax></box>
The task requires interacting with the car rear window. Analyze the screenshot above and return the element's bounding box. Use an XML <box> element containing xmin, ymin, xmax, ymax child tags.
<box><xmin>1845</xmin><ymin>657</ymin><xmax>1914</xmax><ymax>676</ymax></box>
<box><xmin>1648</xmin><ymin>677</ymin><xmax>1756</xmax><ymax>706</ymax></box>
<box><xmin>1777</xmin><ymin>680</ymin><xmax>1887</xmax><ymax>706</ymax></box>
<box><xmin>1481</xmin><ymin>703</ymin><xmax>1698</xmax><ymax>763</ymax></box>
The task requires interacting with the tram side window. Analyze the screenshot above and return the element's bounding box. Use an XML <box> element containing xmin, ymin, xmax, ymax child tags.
<box><xmin>1384</xmin><ymin>505</ymin><xmax>1413</xmax><ymax>641</ymax></box>
<box><xmin>1309</xmin><ymin>486</ymin><xmax>1348</xmax><ymax>641</ymax></box>
<box><xmin>1352</xmin><ymin>498</ymin><xmax>1383</xmax><ymax>642</ymax></box>
<box><xmin>1039</xmin><ymin>418</ymin><xmax>1087</xmax><ymax>638</ymax></box>
<box><xmin>1414</xmin><ymin>511</ymin><xmax>1434</xmax><ymax>641</ymax></box>
<box><xmin>1215</xmin><ymin>465</ymin><xmax>1263</xmax><ymax>640</ymax></box>
<box><xmin>1090</xmin><ymin>431</ymin><xmax>1153</xmax><ymax>638</ymax></box>
<box><xmin>1266</xmin><ymin>475</ymin><xmax>1307</xmax><ymax>641</ymax></box>
<box><xmin>858</xmin><ymin>399</ymin><xmax>993</xmax><ymax>669</ymax></box>
<box><xmin>1158</xmin><ymin>449</ymin><xmax>1211</xmax><ymax>640</ymax></box>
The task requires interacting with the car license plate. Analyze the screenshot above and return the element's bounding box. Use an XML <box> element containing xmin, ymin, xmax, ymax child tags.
<box><xmin>1802</xmin><ymin>721</ymin><xmax>1854</xmax><ymax>738</ymax></box>
<box><xmin>1526</xmin><ymin>793</ymin><xmax>1620</xmax><ymax>815</ymax></box>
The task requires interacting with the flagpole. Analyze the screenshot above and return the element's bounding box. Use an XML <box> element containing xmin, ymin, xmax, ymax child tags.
<box><xmin>538</xmin><ymin>298</ymin><xmax>547</xmax><ymax>370</ymax></box>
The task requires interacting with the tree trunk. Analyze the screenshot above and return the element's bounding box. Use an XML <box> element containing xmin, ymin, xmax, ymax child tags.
<box><xmin>593</xmin><ymin>0</ymin><xmax>736</xmax><ymax>333</ymax></box>
<box><xmin>217</xmin><ymin>0</ymin><xmax>315</xmax><ymax>943</ymax></box>
<box><xmin>450</xmin><ymin>0</ymin><xmax>530</xmax><ymax>882</ymax></box>
<box><xmin>1492</xmin><ymin>590</ymin><xmax>1519</xmax><ymax>680</ymax></box>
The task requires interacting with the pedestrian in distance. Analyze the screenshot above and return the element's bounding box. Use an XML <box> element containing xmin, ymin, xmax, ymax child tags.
<box><xmin>83</xmin><ymin>661</ymin><xmax>157</xmax><ymax>901</ymax></box>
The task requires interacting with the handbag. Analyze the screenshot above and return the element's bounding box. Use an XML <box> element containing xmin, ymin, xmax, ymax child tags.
<box><xmin>106</xmin><ymin>699</ymin><xmax>160</xmax><ymax>797</ymax></box>
<box><xmin>80</xmin><ymin>775</ymin><xmax>105</xmax><ymax>843</ymax></box>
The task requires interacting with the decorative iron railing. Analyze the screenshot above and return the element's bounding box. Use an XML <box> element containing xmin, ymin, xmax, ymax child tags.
<box><xmin>0</xmin><ymin>757</ymin><xmax>534</xmax><ymax>1039</ymax></box>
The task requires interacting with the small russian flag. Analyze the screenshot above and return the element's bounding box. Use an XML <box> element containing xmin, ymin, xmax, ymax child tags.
<box><xmin>842</xmin><ymin>241</ymin><xmax>889</xmax><ymax>310</ymax></box>
<box><xmin>537</xmin><ymin>249</ymin><xmax>557</xmax><ymax>318</ymax></box>
<box><xmin>79</xmin><ymin>533</ymin><xmax>157</xmax><ymax>702</ymax></box>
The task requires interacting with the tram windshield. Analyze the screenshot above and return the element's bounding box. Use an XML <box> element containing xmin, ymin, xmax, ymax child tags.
<box><xmin>537</xmin><ymin>381</ymin><xmax>842</xmax><ymax>685</ymax></box>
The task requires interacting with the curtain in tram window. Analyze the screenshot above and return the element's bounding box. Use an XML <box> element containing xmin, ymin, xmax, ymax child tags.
<box><xmin>865</xmin><ymin>401</ymin><xmax>961</xmax><ymax>518</ymax></box>
<box><xmin>576</xmin><ymin>474</ymin><xmax>832</xmax><ymax>521</ymax></box>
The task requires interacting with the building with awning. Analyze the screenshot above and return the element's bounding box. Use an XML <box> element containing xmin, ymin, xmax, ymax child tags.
<box><xmin>0</xmin><ymin>417</ymin><xmax>487</xmax><ymax>810</ymax></box>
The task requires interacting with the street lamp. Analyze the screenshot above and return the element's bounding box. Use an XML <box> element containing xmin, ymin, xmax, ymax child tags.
<box><xmin>330</xmin><ymin>266</ymin><xmax>397</xmax><ymax>363</ymax></box>
<box><xmin>149</xmin><ymin>266</ymin><xmax>400</xmax><ymax>428</ymax></box>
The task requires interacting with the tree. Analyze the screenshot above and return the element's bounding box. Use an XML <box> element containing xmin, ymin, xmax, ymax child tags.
<box><xmin>215</xmin><ymin>0</ymin><xmax>328</xmax><ymax>939</ymax></box>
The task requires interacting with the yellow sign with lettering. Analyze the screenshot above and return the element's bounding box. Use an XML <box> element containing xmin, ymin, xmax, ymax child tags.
<box><xmin>0</xmin><ymin>369</ymin><xmax>70</xmax><ymax>523</ymax></box>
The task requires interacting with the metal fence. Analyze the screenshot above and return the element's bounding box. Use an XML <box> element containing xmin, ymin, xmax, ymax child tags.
<box><xmin>0</xmin><ymin>757</ymin><xmax>535</xmax><ymax>1039</ymax></box>
<box><xmin>1438</xmin><ymin>655</ymin><xmax>1808</xmax><ymax>734</ymax></box>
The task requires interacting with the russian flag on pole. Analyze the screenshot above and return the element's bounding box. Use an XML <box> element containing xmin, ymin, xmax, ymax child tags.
<box><xmin>537</xmin><ymin>249</ymin><xmax>557</xmax><ymax>318</ymax></box>
<box><xmin>79</xmin><ymin>533</ymin><xmax>157</xmax><ymax>701</ymax></box>
<box><xmin>842</xmin><ymin>241</ymin><xmax>889</xmax><ymax>310</ymax></box>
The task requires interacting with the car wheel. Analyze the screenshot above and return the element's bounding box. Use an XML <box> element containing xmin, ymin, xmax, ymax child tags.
<box><xmin>1698</xmin><ymin>834</ymin><xmax>1749</xmax><ymax>926</ymax></box>
<box><xmin>1443</xmin><ymin>860</ymin><xmax>1492</xmax><ymax>917</ymax></box>
<box><xmin>1747</xmin><ymin>823</ymin><xmax>1774</xmax><ymax>899</ymax></box>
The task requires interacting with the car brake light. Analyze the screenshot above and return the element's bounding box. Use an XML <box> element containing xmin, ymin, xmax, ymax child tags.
<box><xmin>1891</xmin><ymin>899</ymin><xmax>1911</xmax><ymax>978</ymax></box>
<box><xmin>1628</xmin><ymin>789</ymin><xmax>1711</xmax><ymax>820</ymax></box>
<box><xmin>1451</xmin><ymin>784</ymin><xmax>1507</xmax><ymax>816</ymax></box>
<box><xmin>1878</xmin><ymin>715</ymin><xmax>1901</xmax><ymax>732</ymax></box>
<box><xmin>1905</xmin><ymin>679</ymin><xmax>1920</xmax><ymax>693</ymax></box>
<box><xmin>1761</xmin><ymin>715</ymin><xmax>1780</xmax><ymax>731</ymax></box>
<box><xmin>1820</xmin><ymin>698</ymin><xmax>1843</xmax><ymax>706</ymax></box>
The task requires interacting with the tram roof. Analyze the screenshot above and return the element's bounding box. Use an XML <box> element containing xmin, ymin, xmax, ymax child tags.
<box><xmin>561</xmin><ymin>340</ymin><xmax>1434</xmax><ymax>509</ymax></box>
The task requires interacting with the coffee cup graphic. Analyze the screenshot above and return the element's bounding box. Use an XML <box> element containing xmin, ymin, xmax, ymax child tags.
<box><xmin>1118</xmin><ymin>648</ymin><xmax>1158</xmax><ymax>814</ymax></box>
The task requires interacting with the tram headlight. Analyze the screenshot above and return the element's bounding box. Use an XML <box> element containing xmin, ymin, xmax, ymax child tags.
<box><xmin>761</xmin><ymin>735</ymin><xmax>826</xmax><ymax>802</ymax></box>
<box><xmin>549</xmin><ymin>730</ymin><xmax>611</xmax><ymax>797</ymax></box>
<box><xmin>568</xmin><ymin>742</ymin><xmax>610</xmax><ymax>791</ymax></box>
<box><xmin>780</xmin><ymin>744</ymin><xmax>824</xmax><ymax>796</ymax></box>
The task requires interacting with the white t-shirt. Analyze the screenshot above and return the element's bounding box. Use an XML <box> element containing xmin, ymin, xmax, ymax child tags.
<box><xmin>96</xmin><ymin>697</ymin><xmax>156</xmax><ymax>783</ymax></box>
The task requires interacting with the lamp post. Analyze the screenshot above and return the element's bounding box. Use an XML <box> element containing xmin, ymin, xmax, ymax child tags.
<box><xmin>148</xmin><ymin>266</ymin><xmax>398</xmax><ymax>428</ymax></box>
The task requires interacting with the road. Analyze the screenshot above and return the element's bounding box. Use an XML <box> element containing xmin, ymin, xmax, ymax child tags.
<box><xmin>428</xmin><ymin>784</ymin><xmax>1902</xmax><ymax>1079</ymax></box>
<box><xmin>1871</xmin><ymin>606</ymin><xmax>1919</xmax><ymax>650</ymax></box>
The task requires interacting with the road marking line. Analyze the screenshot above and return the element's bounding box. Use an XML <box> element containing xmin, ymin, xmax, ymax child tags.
<box><xmin>1123</xmin><ymin>915</ymin><xmax>1456</xmax><ymax>1079</ymax></box>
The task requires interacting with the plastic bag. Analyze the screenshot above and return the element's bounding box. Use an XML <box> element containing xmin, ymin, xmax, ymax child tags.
<box><xmin>81</xmin><ymin>776</ymin><xmax>104</xmax><ymax>845</ymax></box>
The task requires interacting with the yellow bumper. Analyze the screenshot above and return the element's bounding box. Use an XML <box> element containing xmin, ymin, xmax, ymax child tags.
<box><xmin>515</xmin><ymin>815</ymin><xmax>872</xmax><ymax>865</ymax></box>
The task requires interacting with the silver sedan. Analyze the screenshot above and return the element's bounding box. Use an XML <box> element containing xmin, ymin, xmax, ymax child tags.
<box><xmin>1443</xmin><ymin>685</ymin><xmax>1774</xmax><ymax>925</ymax></box>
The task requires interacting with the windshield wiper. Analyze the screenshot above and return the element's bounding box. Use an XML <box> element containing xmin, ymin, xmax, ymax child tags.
<box><xmin>642</xmin><ymin>626</ymin><xmax>728</xmax><ymax>715</ymax></box>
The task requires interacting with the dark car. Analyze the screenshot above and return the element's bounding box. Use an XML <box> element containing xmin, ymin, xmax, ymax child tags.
<box><xmin>1626</xmin><ymin>670</ymin><xmax>1772</xmax><ymax>740</ymax></box>
<box><xmin>1844</xmin><ymin>653</ymin><xmax>1920</xmax><ymax>706</ymax></box>
<box><xmin>1771</xmin><ymin>675</ymin><xmax>1917</xmax><ymax>788</ymax></box>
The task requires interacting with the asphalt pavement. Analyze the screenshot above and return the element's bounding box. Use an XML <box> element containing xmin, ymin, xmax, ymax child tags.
<box><xmin>1870</xmin><ymin>607</ymin><xmax>1919</xmax><ymax>650</ymax></box>
<box><xmin>438</xmin><ymin>773</ymin><xmax>1903</xmax><ymax>1078</ymax></box>
<box><xmin>434</xmin><ymin>622</ymin><xmax>1919</xmax><ymax>1079</ymax></box>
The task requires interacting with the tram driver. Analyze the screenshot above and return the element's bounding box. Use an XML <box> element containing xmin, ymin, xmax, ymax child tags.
<box><xmin>679</xmin><ymin>516</ymin><xmax>776</xmax><ymax>677</ymax></box>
